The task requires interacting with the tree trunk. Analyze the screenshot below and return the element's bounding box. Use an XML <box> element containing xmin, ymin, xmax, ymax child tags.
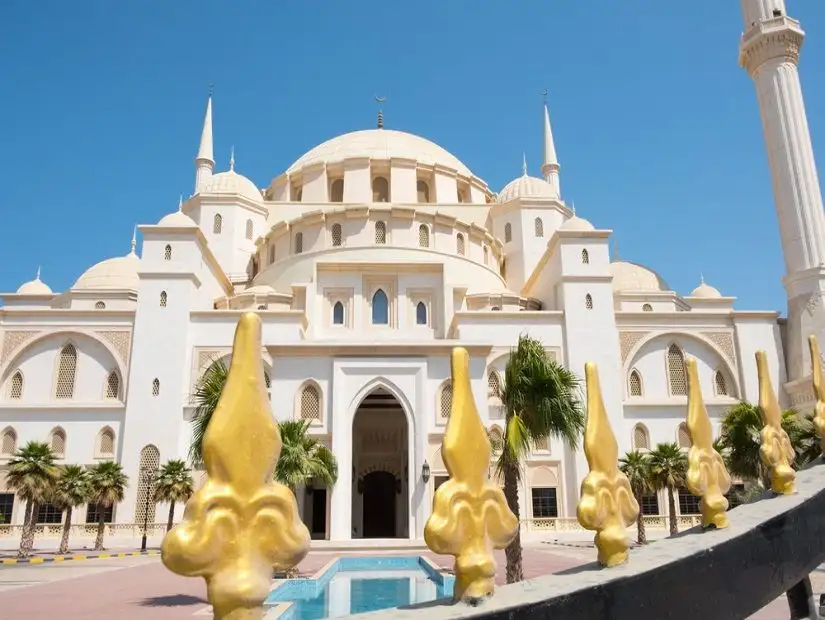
<box><xmin>59</xmin><ymin>506</ymin><xmax>73</xmax><ymax>555</ymax></box>
<box><xmin>667</xmin><ymin>484</ymin><xmax>678</xmax><ymax>535</ymax></box>
<box><xmin>94</xmin><ymin>505</ymin><xmax>106</xmax><ymax>551</ymax></box>
<box><xmin>634</xmin><ymin>489</ymin><xmax>647</xmax><ymax>544</ymax></box>
<box><xmin>166</xmin><ymin>501</ymin><xmax>176</xmax><ymax>532</ymax></box>
<box><xmin>502</xmin><ymin>457</ymin><xmax>522</xmax><ymax>584</ymax></box>
<box><xmin>17</xmin><ymin>500</ymin><xmax>35</xmax><ymax>559</ymax></box>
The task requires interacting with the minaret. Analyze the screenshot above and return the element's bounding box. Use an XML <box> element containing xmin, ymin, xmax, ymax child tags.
<box><xmin>194</xmin><ymin>95</ymin><xmax>215</xmax><ymax>193</ymax></box>
<box><xmin>541</xmin><ymin>96</ymin><xmax>560</xmax><ymax>199</ymax></box>
<box><xmin>740</xmin><ymin>0</ymin><xmax>825</xmax><ymax>381</ymax></box>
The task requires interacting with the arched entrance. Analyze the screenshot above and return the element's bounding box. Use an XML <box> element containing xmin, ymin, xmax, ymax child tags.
<box><xmin>352</xmin><ymin>387</ymin><xmax>408</xmax><ymax>539</ymax></box>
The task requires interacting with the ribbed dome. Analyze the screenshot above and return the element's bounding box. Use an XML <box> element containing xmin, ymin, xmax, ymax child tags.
<box><xmin>158</xmin><ymin>210</ymin><xmax>197</xmax><ymax>227</ymax></box>
<box><xmin>199</xmin><ymin>170</ymin><xmax>262</xmax><ymax>202</ymax></box>
<box><xmin>17</xmin><ymin>276</ymin><xmax>52</xmax><ymax>295</ymax></box>
<box><xmin>560</xmin><ymin>215</ymin><xmax>595</xmax><ymax>231</ymax></box>
<box><xmin>609</xmin><ymin>261</ymin><xmax>670</xmax><ymax>293</ymax></box>
<box><xmin>73</xmin><ymin>252</ymin><xmax>140</xmax><ymax>291</ymax></box>
<box><xmin>497</xmin><ymin>174</ymin><xmax>557</xmax><ymax>204</ymax></box>
<box><xmin>690</xmin><ymin>280</ymin><xmax>722</xmax><ymax>298</ymax></box>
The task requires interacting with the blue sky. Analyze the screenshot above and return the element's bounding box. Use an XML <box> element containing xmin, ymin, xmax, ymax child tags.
<box><xmin>1</xmin><ymin>1</ymin><xmax>823</xmax><ymax>313</ymax></box>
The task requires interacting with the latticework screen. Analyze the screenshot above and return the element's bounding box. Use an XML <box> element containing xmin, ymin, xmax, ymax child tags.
<box><xmin>55</xmin><ymin>345</ymin><xmax>77</xmax><ymax>399</ymax></box>
<box><xmin>667</xmin><ymin>345</ymin><xmax>687</xmax><ymax>396</ymax></box>
<box><xmin>134</xmin><ymin>445</ymin><xmax>160</xmax><ymax>526</ymax></box>
<box><xmin>300</xmin><ymin>386</ymin><xmax>320</xmax><ymax>421</ymax></box>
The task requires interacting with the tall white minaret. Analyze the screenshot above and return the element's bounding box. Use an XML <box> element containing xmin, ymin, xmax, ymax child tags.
<box><xmin>194</xmin><ymin>95</ymin><xmax>215</xmax><ymax>193</ymax></box>
<box><xmin>740</xmin><ymin>0</ymin><xmax>825</xmax><ymax>381</ymax></box>
<box><xmin>541</xmin><ymin>97</ymin><xmax>561</xmax><ymax>199</ymax></box>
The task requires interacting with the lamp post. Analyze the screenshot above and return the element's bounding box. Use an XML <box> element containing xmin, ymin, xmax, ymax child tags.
<box><xmin>140</xmin><ymin>466</ymin><xmax>157</xmax><ymax>552</ymax></box>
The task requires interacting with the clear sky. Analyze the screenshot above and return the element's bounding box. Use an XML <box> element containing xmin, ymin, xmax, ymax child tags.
<box><xmin>1</xmin><ymin>1</ymin><xmax>824</xmax><ymax>313</ymax></box>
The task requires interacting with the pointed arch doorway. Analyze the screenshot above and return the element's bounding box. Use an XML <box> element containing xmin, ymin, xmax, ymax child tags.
<box><xmin>352</xmin><ymin>387</ymin><xmax>409</xmax><ymax>539</ymax></box>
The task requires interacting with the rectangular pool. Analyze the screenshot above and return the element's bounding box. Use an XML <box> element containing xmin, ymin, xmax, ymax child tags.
<box><xmin>265</xmin><ymin>556</ymin><xmax>455</xmax><ymax>619</ymax></box>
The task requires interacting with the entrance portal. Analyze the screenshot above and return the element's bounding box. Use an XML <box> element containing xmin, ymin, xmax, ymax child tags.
<box><xmin>352</xmin><ymin>387</ymin><xmax>409</xmax><ymax>539</ymax></box>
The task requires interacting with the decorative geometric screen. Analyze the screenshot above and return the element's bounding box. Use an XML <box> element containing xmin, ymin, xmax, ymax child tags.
<box><xmin>95</xmin><ymin>301</ymin><xmax>106</xmax><ymax>310</ymax></box>
<box><xmin>160</xmin><ymin>291</ymin><xmax>167</xmax><ymax>307</ymax></box>
<box><xmin>8</xmin><ymin>372</ymin><xmax>23</xmax><ymax>399</ymax></box>
<box><xmin>504</xmin><ymin>223</ymin><xmax>512</xmax><ymax>243</ymax></box>
<box><xmin>534</xmin><ymin>217</ymin><xmax>544</xmax><ymax>237</ymax></box>
<box><xmin>418</xmin><ymin>224</ymin><xmax>430</xmax><ymax>248</ymax></box>
<box><xmin>295</xmin><ymin>233</ymin><xmax>303</xmax><ymax>254</ymax></box>
<box><xmin>331</xmin><ymin>223</ymin><xmax>342</xmax><ymax>247</ymax></box>
<box><xmin>375</xmin><ymin>221</ymin><xmax>386</xmax><ymax>244</ymax></box>
<box><xmin>633</xmin><ymin>424</ymin><xmax>650</xmax><ymax>450</ymax></box>
<box><xmin>629</xmin><ymin>370</ymin><xmax>643</xmax><ymax>396</ymax></box>
<box><xmin>667</xmin><ymin>345</ymin><xmax>687</xmax><ymax>396</ymax></box>
<box><xmin>487</xmin><ymin>370</ymin><xmax>501</xmax><ymax>399</ymax></box>
<box><xmin>439</xmin><ymin>383</ymin><xmax>453</xmax><ymax>419</ymax></box>
<box><xmin>164</xmin><ymin>244</ymin><xmax>172</xmax><ymax>260</ymax></box>
<box><xmin>245</xmin><ymin>219</ymin><xmax>253</xmax><ymax>240</ymax></box>
<box><xmin>678</xmin><ymin>423</ymin><xmax>691</xmax><ymax>448</ymax></box>
<box><xmin>300</xmin><ymin>385</ymin><xmax>320</xmax><ymax>421</ymax></box>
<box><xmin>50</xmin><ymin>428</ymin><xmax>66</xmax><ymax>455</ymax></box>
<box><xmin>134</xmin><ymin>445</ymin><xmax>160</xmax><ymax>526</ymax></box>
<box><xmin>152</xmin><ymin>378</ymin><xmax>160</xmax><ymax>396</ymax></box>
<box><xmin>104</xmin><ymin>371</ymin><xmax>120</xmax><ymax>399</ymax></box>
<box><xmin>1</xmin><ymin>428</ymin><xmax>17</xmax><ymax>455</ymax></box>
<box><xmin>55</xmin><ymin>344</ymin><xmax>77</xmax><ymax>399</ymax></box>
<box><xmin>456</xmin><ymin>233</ymin><xmax>465</xmax><ymax>255</ymax></box>
<box><xmin>99</xmin><ymin>428</ymin><xmax>115</xmax><ymax>456</ymax></box>
<box><xmin>714</xmin><ymin>371</ymin><xmax>728</xmax><ymax>396</ymax></box>
<box><xmin>213</xmin><ymin>214</ymin><xmax>222</xmax><ymax>234</ymax></box>
<box><xmin>585</xmin><ymin>294</ymin><xmax>593</xmax><ymax>310</ymax></box>
<box><xmin>581</xmin><ymin>248</ymin><xmax>589</xmax><ymax>264</ymax></box>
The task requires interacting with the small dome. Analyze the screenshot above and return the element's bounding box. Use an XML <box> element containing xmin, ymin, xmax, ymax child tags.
<box><xmin>560</xmin><ymin>215</ymin><xmax>595</xmax><ymax>231</ymax></box>
<box><xmin>609</xmin><ymin>261</ymin><xmax>670</xmax><ymax>293</ymax></box>
<box><xmin>73</xmin><ymin>252</ymin><xmax>140</xmax><ymax>291</ymax></box>
<box><xmin>243</xmin><ymin>285</ymin><xmax>276</xmax><ymax>295</ymax></box>
<box><xmin>690</xmin><ymin>279</ymin><xmax>722</xmax><ymax>298</ymax></box>
<box><xmin>17</xmin><ymin>274</ymin><xmax>52</xmax><ymax>295</ymax></box>
<box><xmin>199</xmin><ymin>170</ymin><xmax>262</xmax><ymax>202</ymax></box>
<box><xmin>497</xmin><ymin>175</ymin><xmax>556</xmax><ymax>204</ymax></box>
<box><xmin>158</xmin><ymin>210</ymin><xmax>197</xmax><ymax>227</ymax></box>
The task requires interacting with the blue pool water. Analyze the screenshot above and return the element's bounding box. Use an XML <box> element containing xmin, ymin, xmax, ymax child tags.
<box><xmin>265</xmin><ymin>556</ymin><xmax>455</xmax><ymax>619</ymax></box>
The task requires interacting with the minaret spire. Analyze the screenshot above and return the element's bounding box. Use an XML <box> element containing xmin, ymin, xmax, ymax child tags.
<box><xmin>541</xmin><ymin>89</ymin><xmax>560</xmax><ymax>198</ymax></box>
<box><xmin>522</xmin><ymin>153</ymin><xmax>528</xmax><ymax>176</ymax></box>
<box><xmin>229</xmin><ymin>145</ymin><xmax>235</xmax><ymax>171</ymax></box>
<box><xmin>130</xmin><ymin>226</ymin><xmax>137</xmax><ymax>255</ymax></box>
<box><xmin>740</xmin><ymin>1</ymin><xmax>825</xmax><ymax>381</ymax></box>
<box><xmin>195</xmin><ymin>88</ymin><xmax>215</xmax><ymax>193</ymax></box>
<box><xmin>36</xmin><ymin>266</ymin><xmax>41</xmax><ymax>281</ymax></box>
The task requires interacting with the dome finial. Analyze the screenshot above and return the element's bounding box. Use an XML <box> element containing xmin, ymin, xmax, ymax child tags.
<box><xmin>178</xmin><ymin>195</ymin><xmax>183</xmax><ymax>212</ymax></box>
<box><xmin>130</xmin><ymin>226</ymin><xmax>137</xmax><ymax>255</ymax></box>
<box><xmin>374</xmin><ymin>95</ymin><xmax>386</xmax><ymax>129</ymax></box>
<box><xmin>700</xmin><ymin>272</ymin><xmax>705</xmax><ymax>285</ymax></box>
<box><xmin>522</xmin><ymin>152</ymin><xmax>528</xmax><ymax>176</ymax></box>
<box><xmin>570</xmin><ymin>200</ymin><xmax>576</xmax><ymax>215</ymax></box>
<box><xmin>36</xmin><ymin>266</ymin><xmax>41</xmax><ymax>281</ymax></box>
<box><xmin>230</xmin><ymin>145</ymin><xmax>235</xmax><ymax>171</ymax></box>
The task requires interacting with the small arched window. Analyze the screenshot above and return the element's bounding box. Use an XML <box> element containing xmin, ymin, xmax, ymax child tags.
<box><xmin>487</xmin><ymin>370</ymin><xmax>501</xmax><ymax>399</ymax></box>
<box><xmin>678</xmin><ymin>423</ymin><xmax>691</xmax><ymax>448</ymax></box>
<box><xmin>375</xmin><ymin>221</ymin><xmax>387</xmax><ymax>244</ymax></box>
<box><xmin>504</xmin><ymin>223</ymin><xmax>512</xmax><ymax>243</ymax></box>
<box><xmin>415</xmin><ymin>301</ymin><xmax>427</xmax><ymax>325</ymax></box>
<box><xmin>164</xmin><ymin>244</ymin><xmax>172</xmax><ymax>261</ymax></box>
<box><xmin>1</xmin><ymin>427</ymin><xmax>17</xmax><ymax>455</ymax></box>
<box><xmin>264</xmin><ymin>372</ymin><xmax>271</xmax><ymax>389</ymax></box>
<box><xmin>417</xmin><ymin>180</ymin><xmax>430</xmax><ymax>203</ymax></box>
<box><xmin>491</xmin><ymin>306</ymin><xmax>501</xmax><ymax>311</ymax></box>
<box><xmin>633</xmin><ymin>424</ymin><xmax>650</xmax><ymax>450</ymax></box>
<box><xmin>50</xmin><ymin>428</ymin><xmax>66</xmax><ymax>456</ymax></box>
<box><xmin>8</xmin><ymin>371</ymin><xmax>23</xmax><ymax>400</ymax></box>
<box><xmin>160</xmin><ymin>291</ymin><xmax>168</xmax><ymax>307</ymax></box>
<box><xmin>642</xmin><ymin>303</ymin><xmax>653</xmax><ymax>312</ymax></box>
<box><xmin>268</xmin><ymin>245</ymin><xmax>275</xmax><ymax>264</ymax></box>
<box><xmin>98</xmin><ymin>427</ymin><xmax>115</xmax><ymax>456</ymax></box>
<box><xmin>55</xmin><ymin>344</ymin><xmax>77</xmax><ymax>399</ymax></box>
<box><xmin>714</xmin><ymin>370</ymin><xmax>728</xmax><ymax>396</ymax></box>
<box><xmin>95</xmin><ymin>301</ymin><xmax>106</xmax><ymax>310</ymax></box>
<box><xmin>581</xmin><ymin>249</ymin><xmax>590</xmax><ymax>264</ymax></box>
<box><xmin>330</xmin><ymin>179</ymin><xmax>344</xmax><ymax>203</ymax></box>
<box><xmin>371</xmin><ymin>289</ymin><xmax>389</xmax><ymax>325</ymax></box>
<box><xmin>585</xmin><ymin>293</ymin><xmax>593</xmax><ymax>309</ymax></box>
<box><xmin>213</xmin><ymin>213</ymin><xmax>222</xmax><ymax>234</ymax></box>
<box><xmin>104</xmin><ymin>371</ymin><xmax>120</xmax><ymax>399</ymax></box>
<box><xmin>667</xmin><ymin>344</ymin><xmax>687</xmax><ymax>396</ymax></box>
<box><xmin>629</xmin><ymin>370</ymin><xmax>643</xmax><ymax>397</ymax></box>
<box><xmin>333</xmin><ymin>301</ymin><xmax>345</xmax><ymax>325</ymax></box>
<box><xmin>483</xmin><ymin>246</ymin><xmax>489</xmax><ymax>265</ymax></box>
<box><xmin>489</xmin><ymin>427</ymin><xmax>503</xmax><ymax>454</ymax></box>
<box><xmin>534</xmin><ymin>217</ymin><xmax>544</xmax><ymax>237</ymax></box>
<box><xmin>372</xmin><ymin>176</ymin><xmax>389</xmax><ymax>202</ymax></box>
<box><xmin>300</xmin><ymin>385</ymin><xmax>321</xmax><ymax>421</ymax></box>
<box><xmin>418</xmin><ymin>224</ymin><xmax>430</xmax><ymax>248</ymax></box>
<box><xmin>456</xmin><ymin>233</ymin><xmax>465</xmax><ymax>256</ymax></box>
<box><xmin>257</xmin><ymin>304</ymin><xmax>267</xmax><ymax>311</ymax></box>
<box><xmin>294</xmin><ymin>232</ymin><xmax>303</xmax><ymax>254</ymax></box>
<box><xmin>439</xmin><ymin>382</ymin><xmax>453</xmax><ymax>419</ymax></box>
<box><xmin>331</xmin><ymin>223</ymin><xmax>343</xmax><ymax>247</ymax></box>
<box><xmin>245</xmin><ymin>219</ymin><xmax>253</xmax><ymax>241</ymax></box>
<box><xmin>152</xmin><ymin>378</ymin><xmax>160</xmax><ymax>396</ymax></box>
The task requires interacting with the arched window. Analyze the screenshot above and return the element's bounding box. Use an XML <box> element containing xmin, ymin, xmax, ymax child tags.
<box><xmin>585</xmin><ymin>293</ymin><xmax>593</xmax><ymax>309</ymax></box>
<box><xmin>330</xmin><ymin>179</ymin><xmax>344</xmax><ymax>203</ymax></box>
<box><xmin>642</xmin><ymin>303</ymin><xmax>653</xmax><ymax>312</ymax></box>
<box><xmin>633</xmin><ymin>424</ymin><xmax>650</xmax><ymax>450</ymax></box>
<box><xmin>415</xmin><ymin>301</ymin><xmax>427</xmax><ymax>325</ymax></box>
<box><xmin>152</xmin><ymin>378</ymin><xmax>160</xmax><ymax>396</ymax></box>
<box><xmin>489</xmin><ymin>427</ymin><xmax>503</xmax><ymax>454</ymax></box>
<box><xmin>257</xmin><ymin>304</ymin><xmax>268</xmax><ymax>311</ymax></box>
<box><xmin>418</xmin><ymin>224</ymin><xmax>430</xmax><ymax>248</ymax></box>
<box><xmin>213</xmin><ymin>213</ymin><xmax>222</xmax><ymax>234</ymax></box>
<box><xmin>264</xmin><ymin>372</ymin><xmax>271</xmax><ymax>389</ymax></box>
<box><xmin>714</xmin><ymin>370</ymin><xmax>728</xmax><ymax>396</ymax></box>
<box><xmin>333</xmin><ymin>301</ymin><xmax>345</xmax><ymax>325</ymax></box>
<box><xmin>268</xmin><ymin>245</ymin><xmax>275</xmax><ymax>264</ymax></box>
<box><xmin>331</xmin><ymin>223</ymin><xmax>343</xmax><ymax>247</ymax></box>
<box><xmin>416</xmin><ymin>180</ymin><xmax>430</xmax><ymax>203</ymax></box>
<box><xmin>534</xmin><ymin>217</ymin><xmax>544</xmax><ymax>237</ymax></box>
<box><xmin>8</xmin><ymin>371</ymin><xmax>23</xmax><ymax>399</ymax></box>
<box><xmin>160</xmin><ymin>291</ymin><xmax>167</xmax><ymax>307</ymax></box>
<box><xmin>439</xmin><ymin>382</ymin><xmax>453</xmax><ymax>419</ymax></box>
<box><xmin>491</xmin><ymin>306</ymin><xmax>501</xmax><ymax>311</ymax></box>
<box><xmin>504</xmin><ymin>223</ymin><xmax>512</xmax><ymax>243</ymax></box>
<box><xmin>164</xmin><ymin>244</ymin><xmax>172</xmax><ymax>261</ymax></box>
<box><xmin>371</xmin><ymin>289</ymin><xmax>389</xmax><ymax>325</ymax></box>
<box><xmin>678</xmin><ymin>423</ymin><xmax>691</xmax><ymax>448</ymax></box>
<box><xmin>104</xmin><ymin>371</ymin><xmax>120</xmax><ymax>399</ymax></box>
<box><xmin>667</xmin><ymin>344</ymin><xmax>687</xmax><ymax>396</ymax></box>
<box><xmin>483</xmin><ymin>246</ymin><xmax>489</xmax><ymax>265</ymax></box>
<box><xmin>55</xmin><ymin>344</ymin><xmax>77</xmax><ymax>399</ymax></box>
<box><xmin>629</xmin><ymin>370</ymin><xmax>643</xmax><ymax>397</ymax></box>
<box><xmin>135</xmin><ymin>445</ymin><xmax>160</xmax><ymax>526</ymax></box>
<box><xmin>50</xmin><ymin>427</ymin><xmax>66</xmax><ymax>456</ymax></box>
<box><xmin>300</xmin><ymin>385</ymin><xmax>320</xmax><ymax>421</ymax></box>
<box><xmin>245</xmin><ymin>219</ymin><xmax>253</xmax><ymax>240</ymax></box>
<box><xmin>375</xmin><ymin>221</ymin><xmax>387</xmax><ymax>244</ymax></box>
<box><xmin>95</xmin><ymin>301</ymin><xmax>106</xmax><ymax>309</ymax></box>
<box><xmin>456</xmin><ymin>233</ymin><xmax>465</xmax><ymax>256</ymax></box>
<box><xmin>294</xmin><ymin>232</ymin><xmax>303</xmax><ymax>254</ymax></box>
<box><xmin>1</xmin><ymin>427</ymin><xmax>17</xmax><ymax>455</ymax></box>
<box><xmin>581</xmin><ymin>249</ymin><xmax>590</xmax><ymax>264</ymax></box>
<box><xmin>487</xmin><ymin>370</ymin><xmax>501</xmax><ymax>399</ymax></box>
<box><xmin>98</xmin><ymin>427</ymin><xmax>115</xmax><ymax>457</ymax></box>
<box><xmin>372</xmin><ymin>176</ymin><xmax>389</xmax><ymax>202</ymax></box>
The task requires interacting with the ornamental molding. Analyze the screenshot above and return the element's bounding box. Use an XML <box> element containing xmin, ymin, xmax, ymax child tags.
<box><xmin>94</xmin><ymin>330</ymin><xmax>132</xmax><ymax>366</ymax></box>
<box><xmin>619</xmin><ymin>331</ymin><xmax>650</xmax><ymax>363</ymax></box>
<box><xmin>0</xmin><ymin>331</ymin><xmax>40</xmax><ymax>367</ymax></box>
<box><xmin>740</xmin><ymin>27</ymin><xmax>803</xmax><ymax>75</ymax></box>
<box><xmin>699</xmin><ymin>331</ymin><xmax>737</xmax><ymax>368</ymax></box>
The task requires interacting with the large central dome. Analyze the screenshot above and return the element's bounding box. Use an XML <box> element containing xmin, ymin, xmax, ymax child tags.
<box><xmin>287</xmin><ymin>129</ymin><xmax>474</xmax><ymax>177</ymax></box>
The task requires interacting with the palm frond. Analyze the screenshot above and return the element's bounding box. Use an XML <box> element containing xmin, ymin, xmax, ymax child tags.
<box><xmin>189</xmin><ymin>359</ymin><xmax>229</xmax><ymax>466</ymax></box>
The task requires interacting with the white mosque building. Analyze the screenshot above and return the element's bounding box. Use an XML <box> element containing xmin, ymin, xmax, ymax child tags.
<box><xmin>0</xmin><ymin>0</ymin><xmax>821</xmax><ymax>541</ymax></box>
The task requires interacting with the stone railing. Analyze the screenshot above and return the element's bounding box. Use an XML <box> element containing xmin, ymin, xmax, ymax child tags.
<box><xmin>523</xmin><ymin>515</ymin><xmax>702</xmax><ymax>532</ymax></box>
<box><xmin>0</xmin><ymin>523</ymin><xmax>170</xmax><ymax>539</ymax></box>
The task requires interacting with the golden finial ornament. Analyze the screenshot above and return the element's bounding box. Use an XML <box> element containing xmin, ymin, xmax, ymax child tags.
<box><xmin>161</xmin><ymin>313</ymin><xmax>310</xmax><ymax>620</ymax></box>
<box><xmin>808</xmin><ymin>335</ymin><xmax>825</xmax><ymax>454</ymax></box>
<box><xmin>424</xmin><ymin>348</ymin><xmax>518</xmax><ymax>604</ymax></box>
<box><xmin>684</xmin><ymin>357</ymin><xmax>731</xmax><ymax>529</ymax></box>
<box><xmin>576</xmin><ymin>362</ymin><xmax>639</xmax><ymax>567</ymax></box>
<box><xmin>755</xmin><ymin>351</ymin><xmax>796</xmax><ymax>495</ymax></box>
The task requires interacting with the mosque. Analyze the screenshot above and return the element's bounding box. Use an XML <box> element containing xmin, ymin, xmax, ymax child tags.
<box><xmin>0</xmin><ymin>0</ymin><xmax>821</xmax><ymax>541</ymax></box>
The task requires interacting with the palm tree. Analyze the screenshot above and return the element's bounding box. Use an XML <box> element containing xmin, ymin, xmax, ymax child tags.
<box><xmin>153</xmin><ymin>460</ymin><xmax>195</xmax><ymax>532</ymax></box>
<box><xmin>51</xmin><ymin>465</ymin><xmax>90</xmax><ymax>554</ymax></box>
<box><xmin>648</xmin><ymin>442</ymin><xmax>688</xmax><ymax>535</ymax></box>
<box><xmin>5</xmin><ymin>441</ymin><xmax>58</xmax><ymax>558</ymax></box>
<box><xmin>189</xmin><ymin>359</ymin><xmax>229</xmax><ymax>466</ymax></box>
<box><xmin>496</xmin><ymin>334</ymin><xmax>585</xmax><ymax>584</ymax></box>
<box><xmin>619</xmin><ymin>451</ymin><xmax>652</xmax><ymax>544</ymax></box>
<box><xmin>274</xmin><ymin>420</ymin><xmax>338</xmax><ymax>492</ymax></box>
<box><xmin>87</xmin><ymin>461</ymin><xmax>128</xmax><ymax>551</ymax></box>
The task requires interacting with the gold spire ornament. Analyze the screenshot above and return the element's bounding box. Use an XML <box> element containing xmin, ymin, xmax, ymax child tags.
<box><xmin>684</xmin><ymin>357</ymin><xmax>731</xmax><ymax>529</ymax></box>
<box><xmin>755</xmin><ymin>351</ymin><xmax>796</xmax><ymax>495</ymax></box>
<box><xmin>808</xmin><ymin>335</ymin><xmax>825</xmax><ymax>454</ymax></box>
<box><xmin>576</xmin><ymin>362</ymin><xmax>639</xmax><ymax>567</ymax></box>
<box><xmin>424</xmin><ymin>348</ymin><xmax>518</xmax><ymax>604</ymax></box>
<box><xmin>161</xmin><ymin>313</ymin><xmax>310</xmax><ymax>620</ymax></box>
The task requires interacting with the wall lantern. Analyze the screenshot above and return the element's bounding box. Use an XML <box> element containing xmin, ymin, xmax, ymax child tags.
<box><xmin>422</xmin><ymin>460</ymin><xmax>431</xmax><ymax>484</ymax></box>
